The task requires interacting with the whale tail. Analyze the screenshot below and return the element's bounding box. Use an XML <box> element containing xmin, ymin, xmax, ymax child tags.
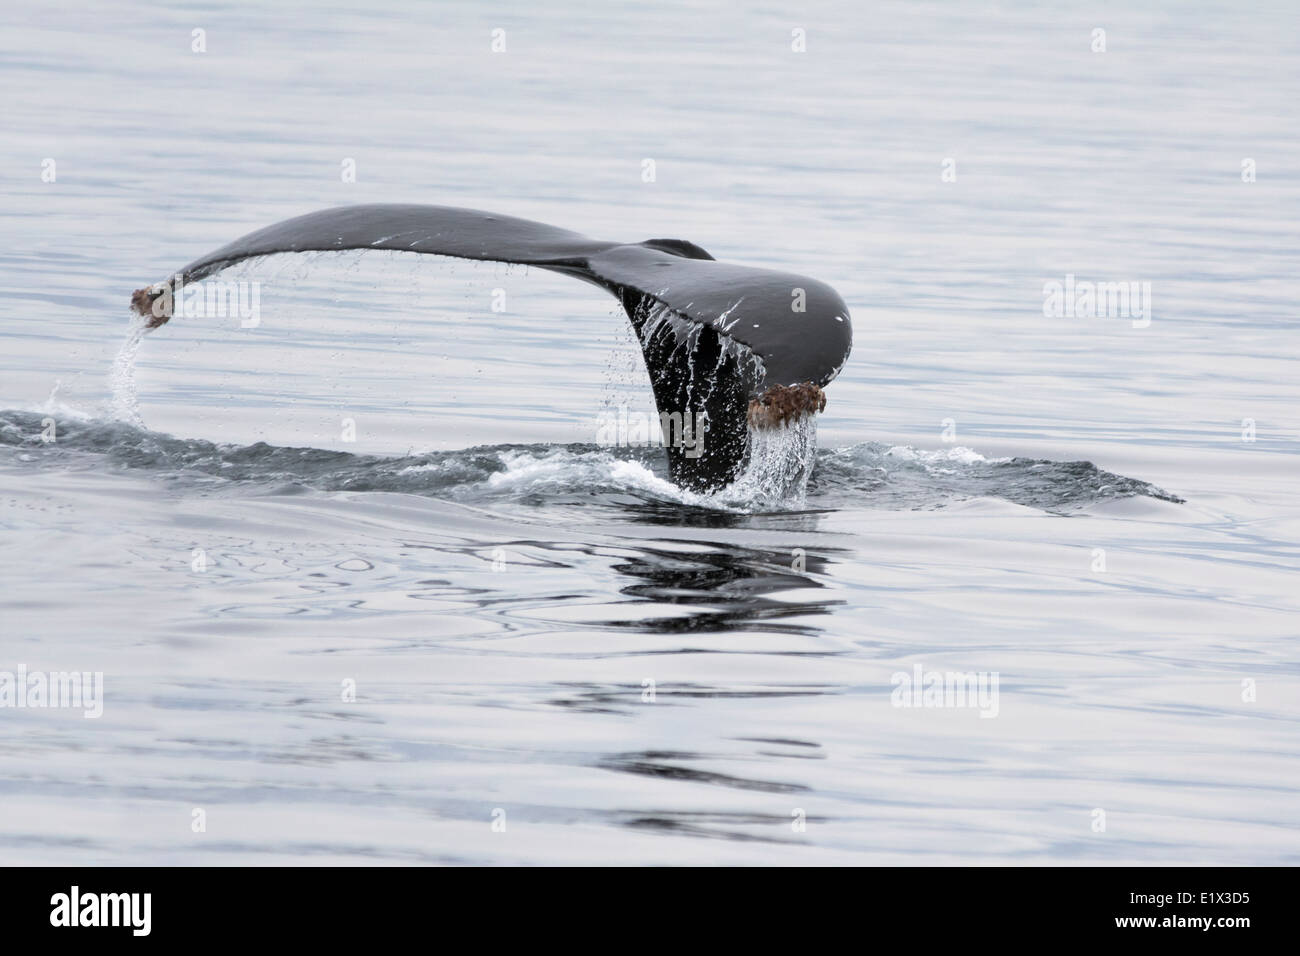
<box><xmin>131</xmin><ymin>203</ymin><xmax>851</xmax><ymax>492</ymax></box>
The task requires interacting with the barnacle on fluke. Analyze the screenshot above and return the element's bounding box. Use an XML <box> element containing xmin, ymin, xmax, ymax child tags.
<box><xmin>747</xmin><ymin>383</ymin><xmax>826</xmax><ymax>429</ymax></box>
<box><xmin>130</xmin><ymin>286</ymin><xmax>170</xmax><ymax>329</ymax></box>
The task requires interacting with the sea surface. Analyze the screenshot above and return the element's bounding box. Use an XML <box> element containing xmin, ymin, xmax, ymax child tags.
<box><xmin>1</xmin><ymin>0</ymin><xmax>1297</xmax><ymax>864</ymax></box>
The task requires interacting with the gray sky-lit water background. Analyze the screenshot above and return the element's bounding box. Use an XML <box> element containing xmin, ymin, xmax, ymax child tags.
<box><xmin>2</xmin><ymin>1</ymin><xmax>1298</xmax><ymax>864</ymax></box>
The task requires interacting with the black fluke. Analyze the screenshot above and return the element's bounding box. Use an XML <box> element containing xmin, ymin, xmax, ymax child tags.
<box><xmin>132</xmin><ymin>204</ymin><xmax>853</xmax><ymax>492</ymax></box>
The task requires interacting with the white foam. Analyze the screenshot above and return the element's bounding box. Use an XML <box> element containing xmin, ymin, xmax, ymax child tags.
<box><xmin>479</xmin><ymin>448</ymin><xmax>739</xmax><ymax>510</ymax></box>
<box><xmin>885</xmin><ymin>445</ymin><xmax>1008</xmax><ymax>466</ymax></box>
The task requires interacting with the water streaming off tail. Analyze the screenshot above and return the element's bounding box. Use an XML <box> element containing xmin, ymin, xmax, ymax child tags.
<box><xmin>108</xmin><ymin>317</ymin><xmax>147</xmax><ymax>427</ymax></box>
<box><xmin>637</xmin><ymin>303</ymin><xmax>767</xmax><ymax>410</ymax></box>
<box><xmin>722</xmin><ymin>415</ymin><xmax>821</xmax><ymax>507</ymax></box>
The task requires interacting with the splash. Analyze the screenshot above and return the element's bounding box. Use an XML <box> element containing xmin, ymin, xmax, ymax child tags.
<box><xmin>720</xmin><ymin>415</ymin><xmax>820</xmax><ymax>507</ymax></box>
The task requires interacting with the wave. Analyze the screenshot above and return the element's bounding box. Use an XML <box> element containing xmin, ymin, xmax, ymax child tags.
<box><xmin>0</xmin><ymin>409</ymin><xmax>1182</xmax><ymax>514</ymax></box>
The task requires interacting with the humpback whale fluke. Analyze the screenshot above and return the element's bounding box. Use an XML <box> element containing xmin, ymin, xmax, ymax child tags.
<box><xmin>131</xmin><ymin>203</ymin><xmax>852</xmax><ymax>492</ymax></box>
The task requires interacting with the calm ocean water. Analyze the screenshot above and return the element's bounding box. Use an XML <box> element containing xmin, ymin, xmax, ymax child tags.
<box><xmin>1</xmin><ymin>0</ymin><xmax>1297</xmax><ymax>864</ymax></box>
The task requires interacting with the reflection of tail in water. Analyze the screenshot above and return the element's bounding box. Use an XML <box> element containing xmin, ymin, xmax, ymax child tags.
<box><xmin>130</xmin><ymin>203</ymin><xmax>853</xmax><ymax>494</ymax></box>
